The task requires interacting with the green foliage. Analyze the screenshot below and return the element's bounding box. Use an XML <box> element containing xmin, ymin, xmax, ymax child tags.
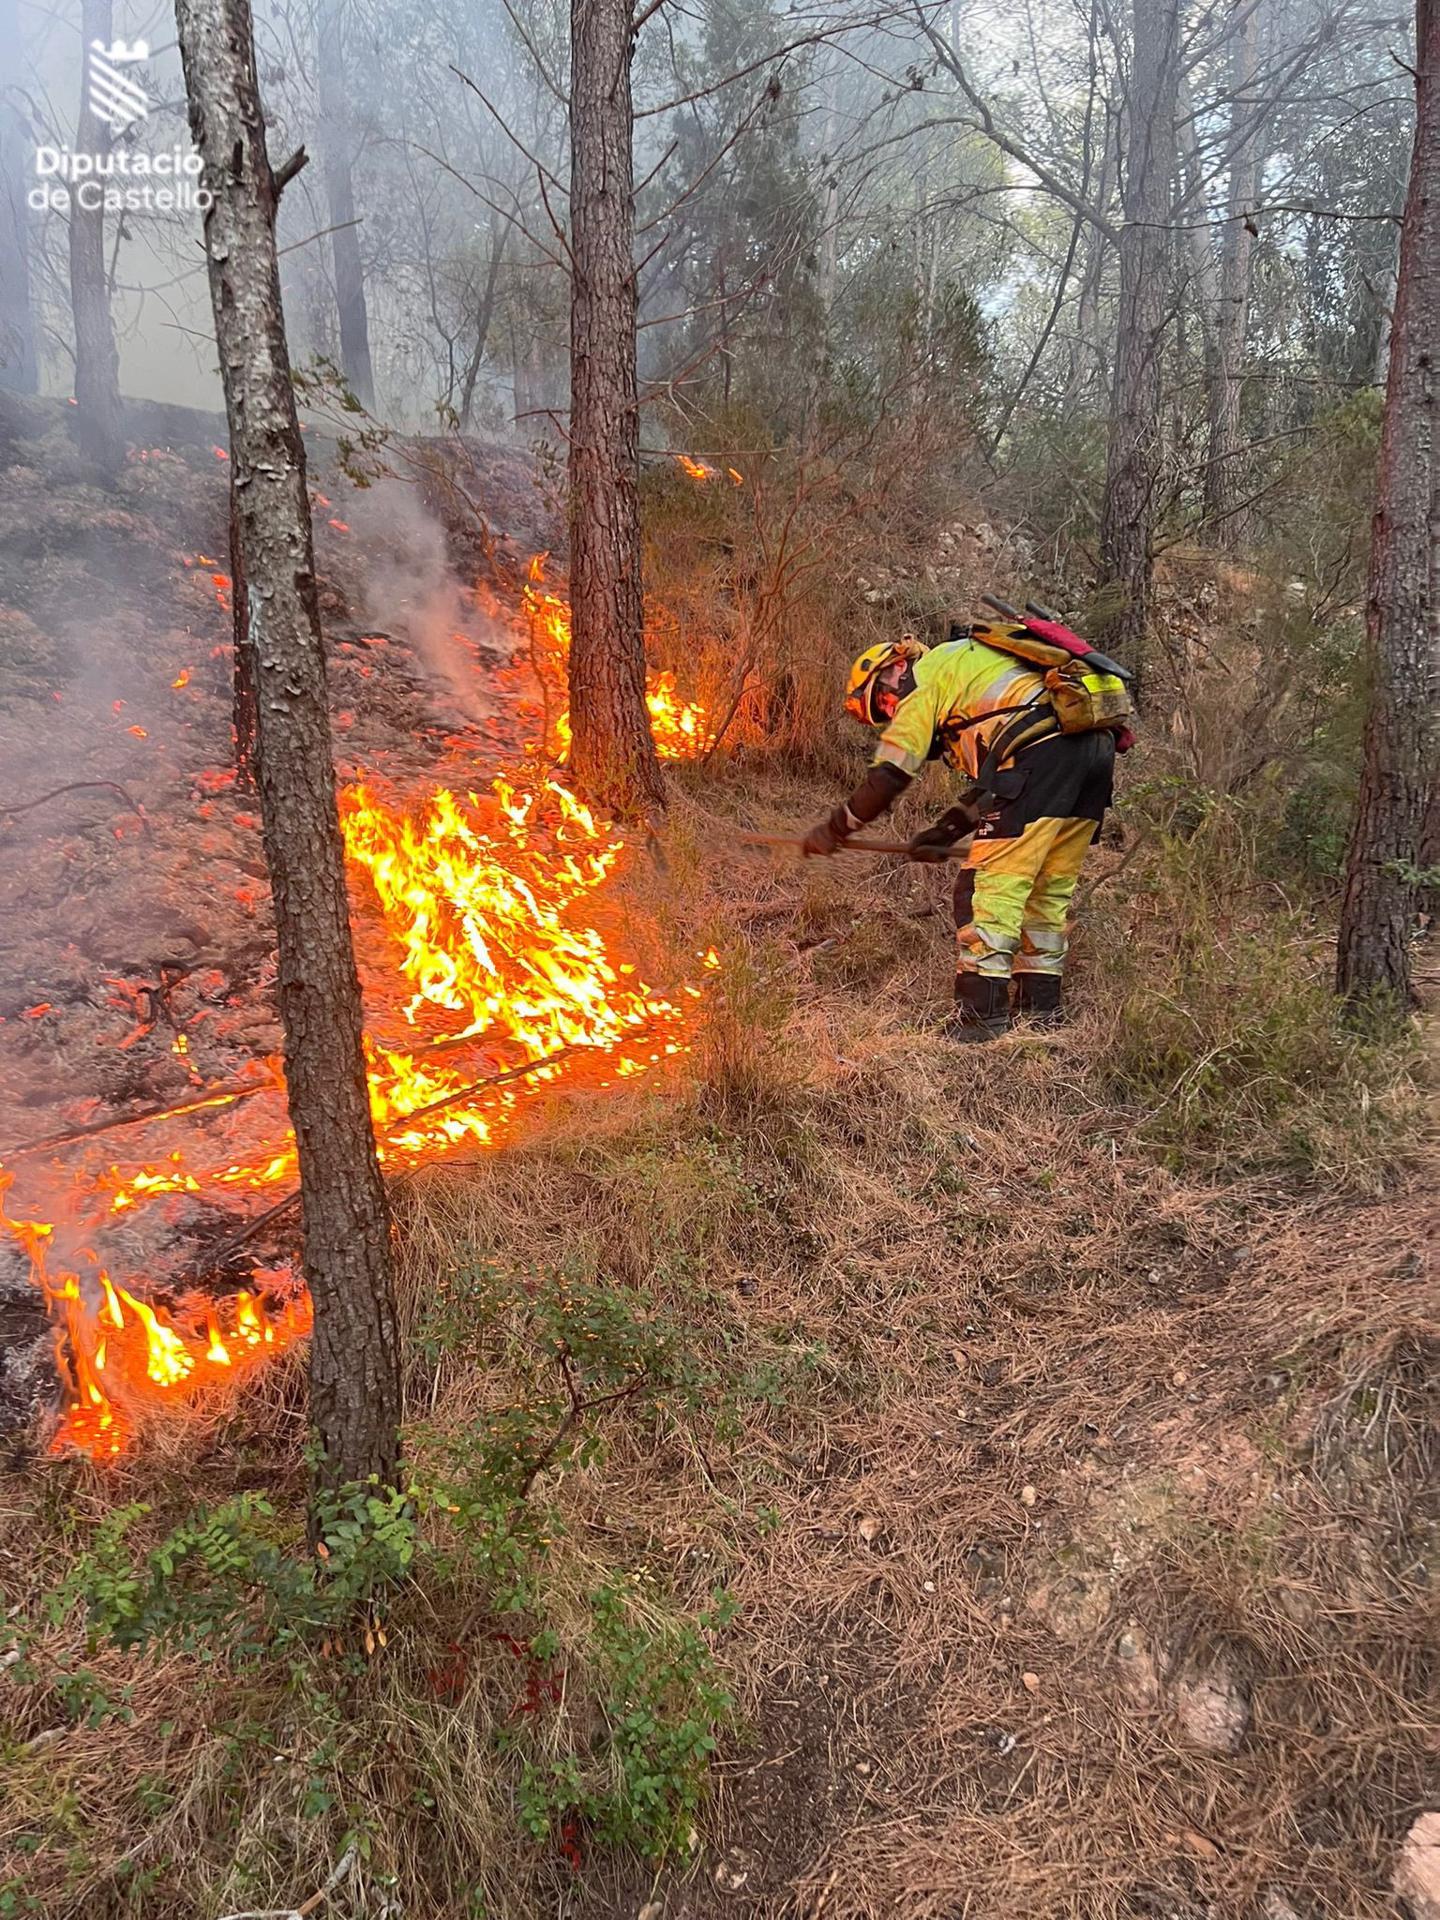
<box><xmin>290</xmin><ymin>357</ymin><xmax>392</xmax><ymax>485</ymax></box>
<box><xmin>1276</xmin><ymin>761</ymin><xmax>1356</xmax><ymax>882</ymax></box>
<box><xmin>1096</xmin><ymin>795</ymin><xmax>1417</xmax><ymax>1177</ymax></box>
<box><xmin>510</xmin><ymin>1583</ymin><xmax>737</xmax><ymax>1860</ymax></box>
<box><xmin>42</xmin><ymin>1481</ymin><xmax>420</xmax><ymax>1664</ymax></box>
<box><xmin>418</xmin><ymin>1252</ymin><xmax>818</xmax><ymax>1465</ymax></box>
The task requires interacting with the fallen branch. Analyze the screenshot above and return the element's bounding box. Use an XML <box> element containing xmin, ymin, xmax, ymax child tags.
<box><xmin>217</xmin><ymin>1840</ymin><xmax>357</xmax><ymax>1920</ymax></box>
<box><xmin>389</xmin><ymin>1039</ymin><xmax>587</xmax><ymax>1124</ymax></box>
<box><xmin>0</xmin><ymin>780</ymin><xmax>149</xmax><ymax>833</ymax></box>
<box><xmin>186</xmin><ymin>1041</ymin><xmax>603</xmax><ymax>1275</ymax></box>
<box><xmin>1</xmin><ymin>1075</ymin><xmax>279</xmax><ymax>1161</ymax></box>
<box><xmin>205</xmin><ymin>1188</ymin><xmax>303</xmax><ymax>1268</ymax></box>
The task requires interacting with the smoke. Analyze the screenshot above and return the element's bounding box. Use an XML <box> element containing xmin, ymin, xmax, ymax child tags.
<box><xmin>342</xmin><ymin>478</ymin><xmax>503</xmax><ymax>730</ymax></box>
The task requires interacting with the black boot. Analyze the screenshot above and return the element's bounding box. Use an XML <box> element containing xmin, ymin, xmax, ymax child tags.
<box><xmin>940</xmin><ymin>972</ymin><xmax>1011</xmax><ymax>1043</ymax></box>
<box><xmin>1012</xmin><ymin>972</ymin><xmax>1064</xmax><ymax>1028</ymax></box>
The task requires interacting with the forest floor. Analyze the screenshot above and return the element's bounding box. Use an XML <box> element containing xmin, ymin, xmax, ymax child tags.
<box><xmin>0</xmin><ymin>401</ymin><xmax>1435</xmax><ymax>1920</ymax></box>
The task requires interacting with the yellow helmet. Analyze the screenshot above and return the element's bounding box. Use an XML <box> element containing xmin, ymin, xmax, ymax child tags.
<box><xmin>844</xmin><ymin>636</ymin><xmax>926</xmax><ymax>726</ymax></box>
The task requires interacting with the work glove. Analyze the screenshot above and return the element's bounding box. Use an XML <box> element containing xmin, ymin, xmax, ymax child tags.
<box><xmin>802</xmin><ymin>807</ymin><xmax>853</xmax><ymax>858</ymax></box>
<box><xmin>906</xmin><ymin>800</ymin><xmax>981</xmax><ymax>864</ymax></box>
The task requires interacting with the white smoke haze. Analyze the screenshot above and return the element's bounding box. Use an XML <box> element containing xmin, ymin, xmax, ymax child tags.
<box><xmin>341</xmin><ymin>476</ymin><xmax>505</xmax><ymax>730</ymax></box>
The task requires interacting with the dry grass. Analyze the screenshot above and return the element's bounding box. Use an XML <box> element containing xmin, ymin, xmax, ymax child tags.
<box><xmin>1</xmin><ymin>765</ymin><xmax>1435</xmax><ymax>1920</ymax></box>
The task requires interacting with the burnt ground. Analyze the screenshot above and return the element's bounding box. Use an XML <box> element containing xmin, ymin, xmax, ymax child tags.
<box><xmin>0</xmin><ymin>392</ymin><xmax>559</xmax><ymax>1437</ymax></box>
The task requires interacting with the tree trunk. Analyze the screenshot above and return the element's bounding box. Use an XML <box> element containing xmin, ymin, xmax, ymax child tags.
<box><xmin>0</xmin><ymin>0</ymin><xmax>38</xmax><ymax>394</ymax></box>
<box><xmin>174</xmin><ymin>0</ymin><xmax>402</xmax><ymax>1489</ymax></box>
<box><xmin>1202</xmin><ymin>1</ymin><xmax>1264</xmax><ymax>544</ymax></box>
<box><xmin>316</xmin><ymin>0</ymin><xmax>374</xmax><ymax>410</ymax></box>
<box><xmin>229</xmin><ymin>470</ymin><xmax>258</xmax><ymax>789</ymax></box>
<box><xmin>457</xmin><ymin>223</ymin><xmax>509</xmax><ymax>432</ymax></box>
<box><xmin>567</xmin><ymin>0</ymin><xmax>665</xmax><ymax>817</ymax></box>
<box><xmin>68</xmin><ymin>0</ymin><xmax>124</xmax><ymax>475</ymax></box>
<box><xmin>1336</xmin><ymin>0</ymin><xmax>1440</xmax><ymax>1009</ymax></box>
<box><xmin>1097</xmin><ymin>0</ymin><xmax>1181</xmax><ymax>691</ymax></box>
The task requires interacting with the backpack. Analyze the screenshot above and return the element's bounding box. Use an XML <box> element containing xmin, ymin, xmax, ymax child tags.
<box><xmin>955</xmin><ymin>609</ymin><xmax>1136</xmax><ymax>745</ymax></box>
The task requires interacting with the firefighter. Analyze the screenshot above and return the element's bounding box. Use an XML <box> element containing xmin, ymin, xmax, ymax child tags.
<box><xmin>801</xmin><ymin>624</ymin><xmax>1121</xmax><ymax>1041</ymax></box>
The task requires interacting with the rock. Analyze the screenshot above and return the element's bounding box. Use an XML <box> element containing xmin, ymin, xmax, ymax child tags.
<box><xmin>1260</xmin><ymin>1890</ymin><xmax>1303</xmax><ymax>1920</ymax></box>
<box><xmin>1394</xmin><ymin>1812</ymin><xmax>1440</xmax><ymax>1919</ymax></box>
<box><xmin>638</xmin><ymin>1904</ymin><xmax>666</xmax><ymax>1920</ymax></box>
<box><xmin>713</xmin><ymin>1847</ymin><xmax>759</xmax><ymax>1893</ymax></box>
<box><xmin>1174</xmin><ymin>1662</ymin><xmax>1249</xmax><ymax>1753</ymax></box>
<box><xmin>1027</xmin><ymin>1574</ymin><xmax>1111</xmax><ymax>1644</ymax></box>
<box><xmin>1115</xmin><ymin>1625</ymin><xmax>1165</xmax><ymax>1708</ymax></box>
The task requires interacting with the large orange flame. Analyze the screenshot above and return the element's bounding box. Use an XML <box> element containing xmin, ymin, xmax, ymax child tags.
<box><xmin>2</xmin><ymin>556</ymin><xmax>714</xmax><ymax>1458</ymax></box>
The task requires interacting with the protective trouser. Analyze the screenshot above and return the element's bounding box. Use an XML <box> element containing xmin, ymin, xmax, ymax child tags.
<box><xmin>953</xmin><ymin>730</ymin><xmax>1115</xmax><ymax>979</ymax></box>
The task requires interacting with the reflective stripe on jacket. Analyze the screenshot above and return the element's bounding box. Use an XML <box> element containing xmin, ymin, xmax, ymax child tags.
<box><xmin>871</xmin><ymin>638</ymin><xmax>1048</xmax><ymax>782</ymax></box>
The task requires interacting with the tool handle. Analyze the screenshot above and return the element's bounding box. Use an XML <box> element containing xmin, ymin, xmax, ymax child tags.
<box><xmin>980</xmin><ymin>592</ymin><xmax>1022</xmax><ymax>621</ymax></box>
<box><xmin>738</xmin><ymin>830</ymin><xmax>970</xmax><ymax>861</ymax></box>
<box><xmin>1023</xmin><ymin>598</ymin><xmax>1136</xmax><ymax>685</ymax></box>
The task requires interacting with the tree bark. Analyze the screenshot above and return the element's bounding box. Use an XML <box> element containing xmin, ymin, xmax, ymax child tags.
<box><xmin>567</xmin><ymin>0</ymin><xmax>665</xmax><ymax>817</ymax></box>
<box><xmin>0</xmin><ymin>0</ymin><xmax>38</xmax><ymax>394</ymax></box>
<box><xmin>316</xmin><ymin>0</ymin><xmax>374</xmax><ymax>410</ymax></box>
<box><xmin>229</xmin><ymin>470</ymin><xmax>258</xmax><ymax>789</ymax></box>
<box><xmin>174</xmin><ymin>0</ymin><xmax>402</xmax><ymax>1489</ymax></box>
<box><xmin>1336</xmin><ymin>0</ymin><xmax>1440</xmax><ymax>1008</ymax></box>
<box><xmin>1202</xmin><ymin>1</ymin><xmax>1264</xmax><ymax>543</ymax></box>
<box><xmin>68</xmin><ymin>0</ymin><xmax>124</xmax><ymax>475</ymax></box>
<box><xmin>1097</xmin><ymin>0</ymin><xmax>1181</xmax><ymax>691</ymax></box>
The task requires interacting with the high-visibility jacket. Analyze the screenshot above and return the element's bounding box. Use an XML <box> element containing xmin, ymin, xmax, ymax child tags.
<box><xmin>871</xmin><ymin>637</ymin><xmax>1049</xmax><ymax>784</ymax></box>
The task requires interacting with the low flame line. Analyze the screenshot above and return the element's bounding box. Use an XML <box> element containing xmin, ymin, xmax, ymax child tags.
<box><xmin>125</xmin><ymin>1032</ymin><xmax>632</xmax><ymax>1291</ymax></box>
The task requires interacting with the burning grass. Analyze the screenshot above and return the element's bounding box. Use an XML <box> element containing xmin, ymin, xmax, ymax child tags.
<box><xmin>2</xmin><ymin>507</ymin><xmax>721</xmax><ymax>1465</ymax></box>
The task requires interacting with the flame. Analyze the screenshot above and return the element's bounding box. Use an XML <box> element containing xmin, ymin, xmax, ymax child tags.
<box><xmin>676</xmin><ymin>455</ymin><xmax>713</xmax><ymax>482</ymax></box>
<box><xmin>4</xmin><ymin>772</ymin><xmax>702</xmax><ymax>1457</ymax></box>
<box><xmin>3</xmin><ymin>550</ymin><xmax>716</xmax><ymax>1462</ymax></box>
<box><xmin>522</xmin><ymin>558</ymin><xmax>707</xmax><ymax>760</ymax></box>
<box><xmin>0</xmin><ymin>1186</ymin><xmax>316</xmax><ymax>1460</ymax></box>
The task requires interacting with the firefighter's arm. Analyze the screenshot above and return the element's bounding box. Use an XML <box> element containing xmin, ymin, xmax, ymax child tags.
<box><xmin>907</xmin><ymin>797</ymin><xmax>981</xmax><ymax>863</ymax></box>
<box><xmin>872</xmin><ymin>680</ymin><xmax>941</xmax><ymax>778</ymax></box>
<box><xmin>801</xmin><ymin>680</ymin><xmax>939</xmax><ymax>856</ymax></box>
<box><xmin>801</xmin><ymin>764</ymin><xmax>912</xmax><ymax>856</ymax></box>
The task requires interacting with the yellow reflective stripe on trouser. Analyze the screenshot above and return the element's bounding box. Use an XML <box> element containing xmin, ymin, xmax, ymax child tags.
<box><xmin>955</xmin><ymin>814</ymin><xmax>1098</xmax><ymax>978</ymax></box>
